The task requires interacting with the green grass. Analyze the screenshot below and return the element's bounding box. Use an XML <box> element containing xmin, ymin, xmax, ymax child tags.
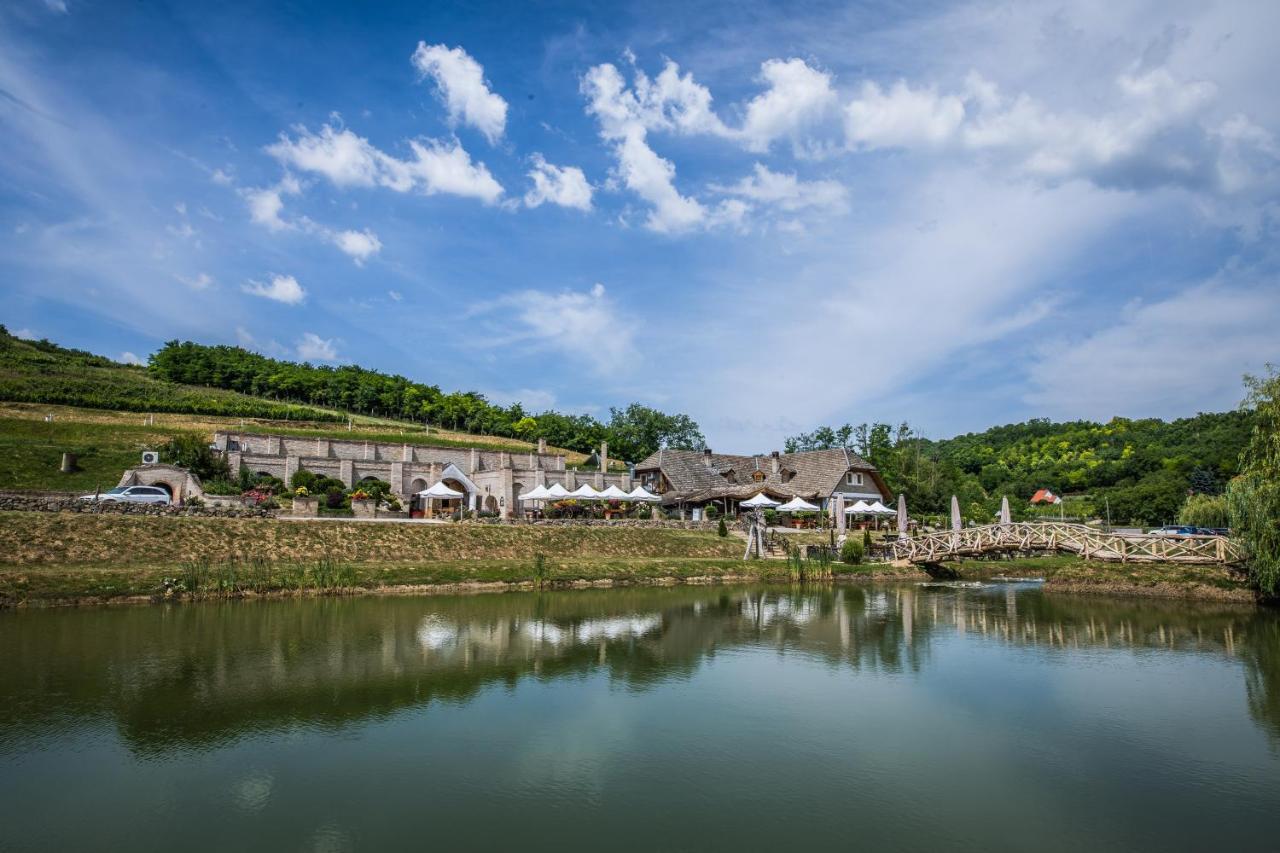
<box><xmin>0</xmin><ymin>417</ymin><xmax>165</xmax><ymax>492</ymax></box>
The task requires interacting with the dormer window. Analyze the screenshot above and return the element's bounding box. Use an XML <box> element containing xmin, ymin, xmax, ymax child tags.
<box><xmin>846</xmin><ymin>471</ymin><xmax>864</xmax><ymax>487</ymax></box>
<box><xmin>724</xmin><ymin>471</ymin><xmax>737</xmax><ymax>484</ymax></box>
<box><xmin>752</xmin><ymin>470</ymin><xmax>765</xmax><ymax>482</ymax></box>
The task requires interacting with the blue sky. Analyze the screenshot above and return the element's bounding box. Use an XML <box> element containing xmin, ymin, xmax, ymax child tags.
<box><xmin>2</xmin><ymin>0</ymin><xmax>1278</xmax><ymax>450</ymax></box>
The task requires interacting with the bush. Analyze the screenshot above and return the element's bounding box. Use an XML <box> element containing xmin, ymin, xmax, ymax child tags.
<box><xmin>290</xmin><ymin>469</ymin><xmax>317</xmax><ymax>492</ymax></box>
<box><xmin>840</xmin><ymin>539</ymin><xmax>864</xmax><ymax>565</ymax></box>
<box><xmin>202</xmin><ymin>478</ymin><xmax>241</xmax><ymax>496</ymax></box>
<box><xmin>324</xmin><ymin>486</ymin><xmax>346</xmax><ymax>509</ymax></box>
<box><xmin>863</xmin><ymin>528</ymin><xmax>872</xmax><ymax>550</ymax></box>
<box><xmin>764</xmin><ymin>509</ymin><xmax>778</xmax><ymax>526</ymax></box>
<box><xmin>717</xmin><ymin>516</ymin><xmax>728</xmax><ymax>537</ymax></box>
<box><xmin>158</xmin><ymin>433</ymin><xmax>230</xmax><ymax>482</ymax></box>
<box><xmin>705</xmin><ymin>504</ymin><xmax>720</xmax><ymax>519</ymax></box>
<box><xmin>384</xmin><ymin>496</ymin><xmax>402</xmax><ymax>512</ymax></box>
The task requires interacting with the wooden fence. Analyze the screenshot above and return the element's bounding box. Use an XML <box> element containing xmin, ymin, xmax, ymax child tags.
<box><xmin>891</xmin><ymin>521</ymin><xmax>1244</xmax><ymax>566</ymax></box>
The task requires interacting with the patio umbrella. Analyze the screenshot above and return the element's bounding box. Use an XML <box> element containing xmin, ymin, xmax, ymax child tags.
<box><xmin>741</xmin><ymin>492</ymin><xmax>780</xmax><ymax>509</ymax></box>
<box><xmin>626</xmin><ymin>485</ymin><xmax>661</xmax><ymax>502</ymax></box>
<box><xmin>951</xmin><ymin>495</ymin><xmax>962</xmax><ymax>531</ymax></box>
<box><xmin>598</xmin><ymin>484</ymin><xmax>630</xmax><ymax>500</ymax></box>
<box><xmin>777</xmin><ymin>496</ymin><xmax>819</xmax><ymax>512</ymax></box>
<box><xmin>1000</xmin><ymin>495</ymin><xmax>1012</xmax><ymax>525</ymax></box>
<box><xmin>897</xmin><ymin>493</ymin><xmax>908</xmax><ymax>536</ymax></box>
<box><xmin>569</xmin><ymin>484</ymin><xmax>603</xmax><ymax>500</ymax></box>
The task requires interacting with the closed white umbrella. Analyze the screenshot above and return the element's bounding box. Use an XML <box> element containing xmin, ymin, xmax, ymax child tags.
<box><xmin>598</xmin><ymin>484</ymin><xmax>630</xmax><ymax>500</ymax></box>
<box><xmin>545</xmin><ymin>483</ymin><xmax>570</xmax><ymax>499</ymax></box>
<box><xmin>741</xmin><ymin>492</ymin><xmax>780</xmax><ymax>508</ymax></box>
<box><xmin>626</xmin><ymin>485</ymin><xmax>661</xmax><ymax>502</ymax></box>
<box><xmin>777</xmin><ymin>496</ymin><xmax>819</xmax><ymax>512</ymax></box>
<box><xmin>569</xmin><ymin>484</ymin><xmax>603</xmax><ymax>500</ymax></box>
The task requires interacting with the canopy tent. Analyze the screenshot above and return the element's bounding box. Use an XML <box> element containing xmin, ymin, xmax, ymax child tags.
<box><xmin>626</xmin><ymin>485</ymin><xmax>661</xmax><ymax>502</ymax></box>
<box><xmin>569</xmin><ymin>484</ymin><xmax>604</xmax><ymax>500</ymax></box>
<box><xmin>741</xmin><ymin>492</ymin><xmax>780</xmax><ymax>509</ymax></box>
<box><xmin>520</xmin><ymin>484</ymin><xmax>551</xmax><ymax>501</ymax></box>
<box><xmin>844</xmin><ymin>499</ymin><xmax>872</xmax><ymax>514</ymax></box>
<box><xmin>868</xmin><ymin>500</ymin><xmax>894</xmax><ymax>515</ymax></box>
<box><xmin>416</xmin><ymin>482</ymin><xmax>464</xmax><ymax>499</ymax></box>
<box><xmin>598</xmin><ymin>484</ymin><xmax>630</xmax><ymax>500</ymax></box>
<box><xmin>545</xmin><ymin>483</ymin><xmax>571</xmax><ymax>499</ymax></box>
<box><xmin>777</xmin><ymin>496</ymin><xmax>820</xmax><ymax>513</ymax></box>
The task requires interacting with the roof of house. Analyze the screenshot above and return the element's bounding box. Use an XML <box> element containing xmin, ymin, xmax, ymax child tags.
<box><xmin>635</xmin><ymin>447</ymin><xmax>890</xmax><ymax>504</ymax></box>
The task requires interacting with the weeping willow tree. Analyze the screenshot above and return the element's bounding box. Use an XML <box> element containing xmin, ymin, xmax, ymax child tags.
<box><xmin>1227</xmin><ymin>367</ymin><xmax>1280</xmax><ymax>597</ymax></box>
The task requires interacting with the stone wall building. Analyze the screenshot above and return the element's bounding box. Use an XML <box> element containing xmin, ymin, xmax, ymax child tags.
<box><xmin>214</xmin><ymin>432</ymin><xmax>630</xmax><ymax>519</ymax></box>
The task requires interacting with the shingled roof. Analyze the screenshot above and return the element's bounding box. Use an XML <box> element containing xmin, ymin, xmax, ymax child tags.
<box><xmin>635</xmin><ymin>447</ymin><xmax>890</xmax><ymax>504</ymax></box>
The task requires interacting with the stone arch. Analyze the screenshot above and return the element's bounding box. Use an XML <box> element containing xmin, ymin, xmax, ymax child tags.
<box><xmin>150</xmin><ymin>481</ymin><xmax>175</xmax><ymax>501</ymax></box>
<box><xmin>410</xmin><ymin>477</ymin><xmax>429</xmax><ymax>493</ymax></box>
<box><xmin>483</xmin><ymin>495</ymin><xmax>498</xmax><ymax>513</ymax></box>
<box><xmin>512</xmin><ymin>482</ymin><xmax>525</xmax><ymax>516</ymax></box>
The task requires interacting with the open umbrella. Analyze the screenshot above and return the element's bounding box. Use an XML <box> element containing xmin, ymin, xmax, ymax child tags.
<box><xmin>741</xmin><ymin>492</ymin><xmax>780</xmax><ymax>509</ymax></box>
<box><xmin>777</xmin><ymin>496</ymin><xmax>819</xmax><ymax>512</ymax></box>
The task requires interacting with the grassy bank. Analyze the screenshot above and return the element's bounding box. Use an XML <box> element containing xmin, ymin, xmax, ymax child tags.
<box><xmin>940</xmin><ymin>555</ymin><xmax>1256</xmax><ymax>601</ymax></box>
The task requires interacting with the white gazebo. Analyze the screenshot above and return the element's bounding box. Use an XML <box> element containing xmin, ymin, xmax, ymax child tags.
<box><xmin>545</xmin><ymin>483</ymin><xmax>571</xmax><ymax>499</ymax></box>
<box><xmin>627</xmin><ymin>485</ymin><xmax>661</xmax><ymax>502</ymax></box>
<box><xmin>598</xmin><ymin>484</ymin><xmax>630</xmax><ymax>500</ymax></box>
<box><xmin>741</xmin><ymin>492</ymin><xmax>780</xmax><ymax>509</ymax></box>
<box><xmin>521</xmin><ymin>484</ymin><xmax>551</xmax><ymax>502</ymax></box>
<box><xmin>845</xmin><ymin>499</ymin><xmax>872</xmax><ymax>515</ymax></box>
<box><xmin>416</xmin><ymin>481</ymin><xmax>465</xmax><ymax>519</ymax></box>
<box><xmin>569</xmin><ymin>483</ymin><xmax>604</xmax><ymax>500</ymax></box>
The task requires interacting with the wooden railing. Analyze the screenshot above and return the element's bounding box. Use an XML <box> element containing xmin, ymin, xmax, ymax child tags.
<box><xmin>891</xmin><ymin>522</ymin><xmax>1244</xmax><ymax>565</ymax></box>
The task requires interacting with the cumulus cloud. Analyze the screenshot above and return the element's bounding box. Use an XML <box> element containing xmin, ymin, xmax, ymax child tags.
<box><xmin>11</xmin><ymin>328</ymin><xmax>38</xmax><ymax>340</ymax></box>
<box><xmin>242</xmin><ymin>274</ymin><xmax>306</xmax><ymax>305</ymax></box>
<box><xmin>177</xmin><ymin>272</ymin><xmax>214</xmax><ymax>290</ymax></box>
<box><xmin>711</xmin><ymin>163</ymin><xmax>848</xmax><ymax>214</ymax></box>
<box><xmin>411</xmin><ymin>42</ymin><xmax>508</xmax><ymax>144</ymax></box>
<box><xmin>118</xmin><ymin>351</ymin><xmax>143</xmax><ymax>365</ymax></box>
<box><xmin>469</xmin><ymin>282</ymin><xmax>634</xmax><ymax>372</ymax></box>
<box><xmin>295</xmin><ymin>332</ymin><xmax>339</xmax><ymax>362</ymax></box>
<box><xmin>332</xmin><ymin>228</ymin><xmax>382</xmax><ymax>264</ymax></box>
<box><xmin>844</xmin><ymin>80</ymin><xmax>966</xmax><ymax>149</ymax></box>
<box><xmin>524</xmin><ymin>154</ymin><xmax>593</xmax><ymax>210</ymax></box>
<box><xmin>739</xmin><ymin>58</ymin><xmax>838</xmax><ymax>153</ymax></box>
<box><xmin>242</xmin><ymin>174</ymin><xmax>301</xmax><ymax>232</ymax></box>
<box><xmin>267</xmin><ymin>122</ymin><xmax>503</xmax><ymax>203</ymax></box>
<box><xmin>1024</xmin><ymin>279</ymin><xmax>1280</xmax><ymax>419</ymax></box>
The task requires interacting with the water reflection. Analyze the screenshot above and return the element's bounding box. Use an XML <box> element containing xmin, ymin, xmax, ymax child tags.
<box><xmin>1</xmin><ymin>583</ymin><xmax>1277</xmax><ymax>754</ymax></box>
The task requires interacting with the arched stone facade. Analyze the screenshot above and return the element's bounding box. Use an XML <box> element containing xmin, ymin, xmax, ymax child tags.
<box><xmin>116</xmin><ymin>464</ymin><xmax>205</xmax><ymax>504</ymax></box>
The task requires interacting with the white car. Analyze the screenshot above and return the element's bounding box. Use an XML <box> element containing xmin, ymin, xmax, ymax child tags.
<box><xmin>79</xmin><ymin>485</ymin><xmax>171</xmax><ymax>505</ymax></box>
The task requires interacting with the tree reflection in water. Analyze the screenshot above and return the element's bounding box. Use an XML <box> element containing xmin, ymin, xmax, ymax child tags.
<box><xmin>1</xmin><ymin>584</ymin><xmax>1277</xmax><ymax>753</ymax></box>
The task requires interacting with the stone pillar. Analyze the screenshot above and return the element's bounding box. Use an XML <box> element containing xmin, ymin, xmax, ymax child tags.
<box><xmin>227</xmin><ymin>450</ymin><xmax>243</xmax><ymax>475</ymax></box>
<box><xmin>429</xmin><ymin>462</ymin><xmax>441</xmax><ymax>484</ymax></box>
<box><xmin>316</xmin><ymin>438</ymin><xmax>330</xmax><ymax>457</ymax></box>
<box><xmin>339</xmin><ymin>460</ymin><xmax>354</xmax><ymax>487</ymax></box>
<box><xmin>500</xmin><ymin>468</ymin><xmax>514</xmax><ymax>519</ymax></box>
<box><xmin>537</xmin><ymin>437</ymin><xmax>547</xmax><ymax>454</ymax></box>
<box><xmin>594</xmin><ymin>471</ymin><xmax>604</xmax><ymax>489</ymax></box>
<box><xmin>284</xmin><ymin>455</ymin><xmax>299</xmax><ymax>487</ymax></box>
<box><xmin>500</xmin><ymin>451</ymin><xmax>511</xmax><ymax>469</ymax></box>
<box><xmin>267</xmin><ymin>435</ymin><xmax>281</xmax><ymax>455</ymax></box>
<box><xmin>600</xmin><ymin>441</ymin><xmax>609</xmax><ymax>473</ymax></box>
<box><xmin>567</xmin><ymin>469</ymin><xmax>578</xmax><ymax>490</ymax></box>
<box><xmin>469</xmin><ymin>448</ymin><xmax>479</xmax><ymax>473</ymax></box>
<box><xmin>390</xmin><ymin>462</ymin><xmax>406</xmax><ymax>497</ymax></box>
<box><xmin>402</xmin><ymin>444</ymin><xmax>412</xmax><ymax>462</ymax></box>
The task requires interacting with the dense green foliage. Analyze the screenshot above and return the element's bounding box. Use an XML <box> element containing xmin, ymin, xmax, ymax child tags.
<box><xmin>1227</xmin><ymin>368</ymin><xmax>1280</xmax><ymax>596</ymax></box>
<box><xmin>148</xmin><ymin>340</ymin><xmax>704</xmax><ymax>460</ymax></box>
<box><xmin>788</xmin><ymin>412</ymin><xmax>1254</xmax><ymax>526</ymax></box>
<box><xmin>157</xmin><ymin>434</ymin><xmax>230</xmax><ymax>482</ymax></box>
<box><xmin>840</xmin><ymin>538</ymin><xmax>864</xmax><ymax>565</ymax></box>
<box><xmin>1179</xmin><ymin>494</ymin><xmax>1230</xmax><ymax>529</ymax></box>
<box><xmin>0</xmin><ymin>327</ymin><xmax>340</xmax><ymax>421</ymax></box>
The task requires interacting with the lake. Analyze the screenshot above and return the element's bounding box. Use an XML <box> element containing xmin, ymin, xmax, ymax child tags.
<box><xmin>1</xmin><ymin>583</ymin><xmax>1278</xmax><ymax>851</ymax></box>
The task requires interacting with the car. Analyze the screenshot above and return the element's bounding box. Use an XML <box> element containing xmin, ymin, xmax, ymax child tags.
<box><xmin>79</xmin><ymin>485</ymin><xmax>171</xmax><ymax>505</ymax></box>
<box><xmin>1147</xmin><ymin>525</ymin><xmax>1199</xmax><ymax>537</ymax></box>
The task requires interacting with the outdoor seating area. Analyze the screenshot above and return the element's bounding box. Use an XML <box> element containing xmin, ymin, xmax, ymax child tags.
<box><xmin>515</xmin><ymin>483</ymin><xmax>663</xmax><ymax>520</ymax></box>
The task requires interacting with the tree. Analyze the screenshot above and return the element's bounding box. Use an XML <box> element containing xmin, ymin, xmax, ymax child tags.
<box><xmin>1227</xmin><ymin>367</ymin><xmax>1280</xmax><ymax>596</ymax></box>
<box><xmin>158</xmin><ymin>433</ymin><xmax>230</xmax><ymax>482</ymax></box>
<box><xmin>605</xmin><ymin>404</ymin><xmax>705</xmax><ymax>462</ymax></box>
<box><xmin>1179</xmin><ymin>493</ymin><xmax>1229</xmax><ymax>529</ymax></box>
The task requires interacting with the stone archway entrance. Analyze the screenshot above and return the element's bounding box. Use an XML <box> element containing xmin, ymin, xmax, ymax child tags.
<box><xmin>483</xmin><ymin>495</ymin><xmax>498</xmax><ymax>514</ymax></box>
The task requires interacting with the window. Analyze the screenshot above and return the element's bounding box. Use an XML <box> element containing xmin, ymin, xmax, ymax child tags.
<box><xmin>752</xmin><ymin>471</ymin><xmax>765</xmax><ymax>482</ymax></box>
<box><xmin>846</xmin><ymin>471</ymin><xmax>864</xmax><ymax>487</ymax></box>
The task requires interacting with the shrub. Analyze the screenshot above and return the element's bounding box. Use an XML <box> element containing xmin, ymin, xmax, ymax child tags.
<box><xmin>324</xmin><ymin>486</ymin><xmax>346</xmax><ymax>509</ymax></box>
<box><xmin>764</xmin><ymin>509</ymin><xmax>778</xmax><ymax>526</ymax></box>
<box><xmin>863</xmin><ymin>528</ymin><xmax>872</xmax><ymax>550</ymax></box>
<box><xmin>202</xmin><ymin>478</ymin><xmax>241</xmax><ymax>496</ymax></box>
<box><xmin>705</xmin><ymin>504</ymin><xmax>720</xmax><ymax>519</ymax></box>
<box><xmin>384</xmin><ymin>496</ymin><xmax>402</xmax><ymax>512</ymax></box>
<box><xmin>717</xmin><ymin>516</ymin><xmax>728</xmax><ymax>537</ymax></box>
<box><xmin>158</xmin><ymin>433</ymin><xmax>230</xmax><ymax>482</ymax></box>
<box><xmin>840</xmin><ymin>539</ymin><xmax>864</xmax><ymax>565</ymax></box>
<box><xmin>290</xmin><ymin>469</ymin><xmax>317</xmax><ymax>492</ymax></box>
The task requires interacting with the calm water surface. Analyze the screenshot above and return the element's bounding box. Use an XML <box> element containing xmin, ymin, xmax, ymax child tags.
<box><xmin>2</xmin><ymin>583</ymin><xmax>1278</xmax><ymax>851</ymax></box>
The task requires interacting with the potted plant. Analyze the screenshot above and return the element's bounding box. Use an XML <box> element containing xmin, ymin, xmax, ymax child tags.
<box><xmin>292</xmin><ymin>486</ymin><xmax>319</xmax><ymax>517</ymax></box>
<box><xmin>349</xmin><ymin>488</ymin><xmax>377</xmax><ymax>518</ymax></box>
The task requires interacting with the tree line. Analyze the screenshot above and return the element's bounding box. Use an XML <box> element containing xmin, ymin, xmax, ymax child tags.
<box><xmin>786</xmin><ymin>410</ymin><xmax>1257</xmax><ymax>527</ymax></box>
<box><xmin>148</xmin><ymin>340</ymin><xmax>705</xmax><ymax>462</ymax></box>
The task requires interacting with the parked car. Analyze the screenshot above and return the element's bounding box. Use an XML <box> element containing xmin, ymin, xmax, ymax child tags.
<box><xmin>1147</xmin><ymin>525</ymin><xmax>1199</xmax><ymax>537</ymax></box>
<box><xmin>79</xmin><ymin>485</ymin><xmax>171</xmax><ymax>505</ymax></box>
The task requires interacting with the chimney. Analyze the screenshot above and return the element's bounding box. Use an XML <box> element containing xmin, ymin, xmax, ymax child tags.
<box><xmin>771</xmin><ymin>450</ymin><xmax>780</xmax><ymax>476</ymax></box>
<box><xmin>537</xmin><ymin>437</ymin><xmax>547</xmax><ymax>454</ymax></box>
<box><xmin>703</xmin><ymin>448</ymin><xmax>713</xmax><ymax>467</ymax></box>
<box><xmin>600</xmin><ymin>441</ymin><xmax>609</xmax><ymax>472</ymax></box>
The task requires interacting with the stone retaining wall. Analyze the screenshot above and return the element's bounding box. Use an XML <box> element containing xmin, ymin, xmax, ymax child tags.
<box><xmin>0</xmin><ymin>494</ymin><xmax>275</xmax><ymax>518</ymax></box>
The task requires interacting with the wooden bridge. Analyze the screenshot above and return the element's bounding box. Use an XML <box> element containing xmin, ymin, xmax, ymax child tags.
<box><xmin>891</xmin><ymin>521</ymin><xmax>1244</xmax><ymax>566</ymax></box>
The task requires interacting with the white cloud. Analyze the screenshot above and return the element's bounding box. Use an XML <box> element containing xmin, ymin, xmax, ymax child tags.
<box><xmin>43</xmin><ymin>0</ymin><xmax>68</xmax><ymax>13</ymax></box>
<box><xmin>12</xmin><ymin>328</ymin><xmax>37</xmax><ymax>340</ymax></box>
<box><xmin>388</xmin><ymin>289</ymin><xmax>403</xmax><ymax>302</ymax></box>
<box><xmin>411</xmin><ymin>42</ymin><xmax>508</xmax><ymax>144</ymax></box>
<box><xmin>524</xmin><ymin>154</ymin><xmax>593</xmax><ymax>210</ymax></box>
<box><xmin>613</xmin><ymin>129</ymin><xmax>708</xmax><ymax>233</ymax></box>
<box><xmin>295</xmin><ymin>332</ymin><xmax>339</xmax><ymax>362</ymax></box>
<box><xmin>332</xmin><ymin>228</ymin><xmax>382</xmax><ymax>264</ymax></box>
<box><xmin>242</xmin><ymin>174</ymin><xmax>300</xmax><ymax>232</ymax></box>
<box><xmin>118</xmin><ymin>351</ymin><xmax>143</xmax><ymax>365</ymax></box>
<box><xmin>177</xmin><ymin>272</ymin><xmax>214</xmax><ymax>290</ymax></box>
<box><xmin>711</xmin><ymin>163</ymin><xmax>848</xmax><ymax>214</ymax></box>
<box><xmin>739</xmin><ymin>58</ymin><xmax>838</xmax><ymax>153</ymax></box>
<box><xmin>844</xmin><ymin>80</ymin><xmax>966</xmax><ymax>149</ymax></box>
<box><xmin>1024</xmin><ymin>279</ymin><xmax>1280</xmax><ymax>419</ymax></box>
<box><xmin>266</xmin><ymin>123</ymin><xmax>503</xmax><ymax>203</ymax></box>
<box><xmin>469</xmin><ymin>282</ymin><xmax>634</xmax><ymax>372</ymax></box>
<box><xmin>210</xmin><ymin>168</ymin><xmax>233</xmax><ymax>185</ymax></box>
<box><xmin>242</xmin><ymin>273</ymin><xmax>306</xmax><ymax>305</ymax></box>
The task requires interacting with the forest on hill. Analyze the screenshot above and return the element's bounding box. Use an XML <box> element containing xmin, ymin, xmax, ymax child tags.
<box><xmin>786</xmin><ymin>411</ymin><xmax>1256</xmax><ymax>526</ymax></box>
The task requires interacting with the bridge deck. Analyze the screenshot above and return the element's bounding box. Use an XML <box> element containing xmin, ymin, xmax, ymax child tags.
<box><xmin>891</xmin><ymin>521</ymin><xmax>1243</xmax><ymax>566</ymax></box>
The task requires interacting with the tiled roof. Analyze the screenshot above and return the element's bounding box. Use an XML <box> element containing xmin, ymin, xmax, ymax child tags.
<box><xmin>635</xmin><ymin>446</ymin><xmax>889</xmax><ymax>503</ymax></box>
